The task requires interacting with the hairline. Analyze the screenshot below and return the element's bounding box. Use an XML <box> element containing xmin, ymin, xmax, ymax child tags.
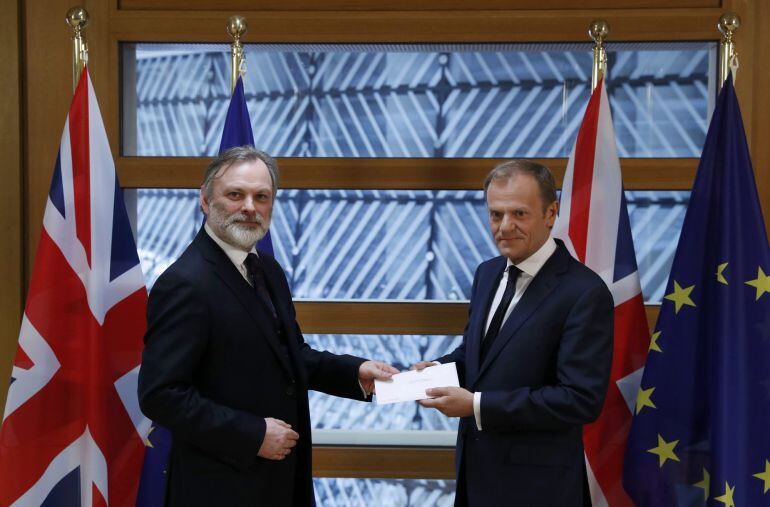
<box><xmin>483</xmin><ymin>160</ymin><xmax>557</xmax><ymax>212</ymax></box>
<box><xmin>201</xmin><ymin>146</ymin><xmax>279</xmax><ymax>201</ymax></box>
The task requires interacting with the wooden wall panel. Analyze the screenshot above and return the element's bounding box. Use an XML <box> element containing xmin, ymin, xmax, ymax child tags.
<box><xmin>0</xmin><ymin>0</ymin><xmax>23</xmax><ymax>414</ymax></box>
<box><xmin>115</xmin><ymin>157</ymin><xmax>699</xmax><ymax>190</ymax></box>
<box><xmin>746</xmin><ymin>0</ymin><xmax>770</xmax><ymax>236</ymax></box>
<box><xmin>108</xmin><ymin>9</ymin><xmax>721</xmax><ymax>43</ymax></box>
<box><xmin>23</xmin><ymin>0</ymin><xmax>80</xmax><ymax>275</ymax></box>
<box><xmin>120</xmin><ymin>0</ymin><xmax>721</xmax><ymax>11</ymax></box>
<box><xmin>294</xmin><ymin>302</ymin><xmax>660</xmax><ymax>335</ymax></box>
<box><xmin>313</xmin><ymin>447</ymin><xmax>455</xmax><ymax>479</ymax></box>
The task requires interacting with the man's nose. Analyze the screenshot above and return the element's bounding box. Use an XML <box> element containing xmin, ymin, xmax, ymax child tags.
<box><xmin>500</xmin><ymin>214</ymin><xmax>515</xmax><ymax>232</ymax></box>
<box><xmin>241</xmin><ymin>197</ymin><xmax>256</xmax><ymax>213</ymax></box>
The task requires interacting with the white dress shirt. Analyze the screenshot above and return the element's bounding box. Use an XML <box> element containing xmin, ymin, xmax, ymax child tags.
<box><xmin>472</xmin><ymin>237</ymin><xmax>557</xmax><ymax>430</ymax></box>
<box><xmin>204</xmin><ymin>223</ymin><xmax>256</xmax><ymax>284</ymax></box>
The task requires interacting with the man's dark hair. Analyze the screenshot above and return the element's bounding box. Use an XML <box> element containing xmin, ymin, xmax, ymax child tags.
<box><xmin>483</xmin><ymin>159</ymin><xmax>557</xmax><ymax>210</ymax></box>
<box><xmin>201</xmin><ymin>145</ymin><xmax>279</xmax><ymax>199</ymax></box>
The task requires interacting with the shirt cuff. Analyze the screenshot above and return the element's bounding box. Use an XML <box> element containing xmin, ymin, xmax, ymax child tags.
<box><xmin>473</xmin><ymin>391</ymin><xmax>482</xmax><ymax>430</ymax></box>
<box><xmin>358</xmin><ymin>380</ymin><xmax>368</xmax><ymax>398</ymax></box>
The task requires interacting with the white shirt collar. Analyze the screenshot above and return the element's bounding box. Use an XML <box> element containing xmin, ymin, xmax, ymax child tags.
<box><xmin>506</xmin><ymin>236</ymin><xmax>557</xmax><ymax>278</ymax></box>
<box><xmin>204</xmin><ymin>222</ymin><xmax>256</xmax><ymax>270</ymax></box>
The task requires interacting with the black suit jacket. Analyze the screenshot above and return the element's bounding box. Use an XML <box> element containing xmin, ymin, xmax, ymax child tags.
<box><xmin>138</xmin><ymin>229</ymin><xmax>367</xmax><ymax>506</ymax></box>
<box><xmin>437</xmin><ymin>240</ymin><xmax>614</xmax><ymax>507</ymax></box>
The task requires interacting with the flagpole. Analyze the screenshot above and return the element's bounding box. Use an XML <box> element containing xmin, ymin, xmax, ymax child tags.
<box><xmin>65</xmin><ymin>6</ymin><xmax>89</xmax><ymax>93</ymax></box>
<box><xmin>717</xmin><ymin>12</ymin><xmax>740</xmax><ymax>88</ymax></box>
<box><xmin>588</xmin><ymin>19</ymin><xmax>609</xmax><ymax>92</ymax></box>
<box><xmin>227</xmin><ymin>15</ymin><xmax>248</xmax><ymax>95</ymax></box>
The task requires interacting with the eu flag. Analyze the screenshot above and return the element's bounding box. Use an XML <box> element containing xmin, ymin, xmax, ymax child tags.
<box><xmin>623</xmin><ymin>74</ymin><xmax>770</xmax><ymax>505</ymax></box>
<box><xmin>219</xmin><ymin>75</ymin><xmax>274</xmax><ymax>255</ymax></box>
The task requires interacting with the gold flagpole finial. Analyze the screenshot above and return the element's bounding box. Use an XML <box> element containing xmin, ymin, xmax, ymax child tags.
<box><xmin>718</xmin><ymin>12</ymin><xmax>741</xmax><ymax>88</ymax></box>
<box><xmin>65</xmin><ymin>6</ymin><xmax>89</xmax><ymax>93</ymax></box>
<box><xmin>227</xmin><ymin>15</ymin><xmax>248</xmax><ymax>95</ymax></box>
<box><xmin>588</xmin><ymin>20</ymin><xmax>610</xmax><ymax>93</ymax></box>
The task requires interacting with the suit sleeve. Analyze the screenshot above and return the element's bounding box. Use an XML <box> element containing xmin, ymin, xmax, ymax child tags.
<box><xmin>480</xmin><ymin>282</ymin><xmax>614</xmax><ymax>432</ymax></box>
<box><xmin>301</xmin><ymin>344</ymin><xmax>368</xmax><ymax>401</ymax></box>
<box><xmin>267</xmin><ymin>260</ymin><xmax>368</xmax><ymax>401</ymax></box>
<box><xmin>138</xmin><ymin>270</ymin><xmax>266</xmax><ymax>469</ymax></box>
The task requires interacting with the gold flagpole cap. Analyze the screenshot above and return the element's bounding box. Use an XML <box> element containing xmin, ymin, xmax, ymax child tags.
<box><xmin>588</xmin><ymin>19</ymin><xmax>610</xmax><ymax>44</ymax></box>
<box><xmin>718</xmin><ymin>12</ymin><xmax>740</xmax><ymax>38</ymax></box>
<box><xmin>227</xmin><ymin>15</ymin><xmax>248</xmax><ymax>42</ymax></box>
<box><xmin>65</xmin><ymin>6</ymin><xmax>89</xmax><ymax>35</ymax></box>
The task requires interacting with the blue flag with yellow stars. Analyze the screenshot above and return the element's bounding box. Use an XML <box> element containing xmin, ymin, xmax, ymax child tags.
<box><xmin>623</xmin><ymin>73</ymin><xmax>770</xmax><ymax>506</ymax></box>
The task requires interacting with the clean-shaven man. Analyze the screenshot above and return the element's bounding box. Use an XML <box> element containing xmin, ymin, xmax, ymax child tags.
<box><xmin>415</xmin><ymin>160</ymin><xmax>613</xmax><ymax>506</ymax></box>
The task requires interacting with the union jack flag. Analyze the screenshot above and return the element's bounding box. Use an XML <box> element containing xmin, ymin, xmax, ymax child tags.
<box><xmin>552</xmin><ymin>79</ymin><xmax>651</xmax><ymax>507</ymax></box>
<box><xmin>0</xmin><ymin>68</ymin><xmax>150</xmax><ymax>506</ymax></box>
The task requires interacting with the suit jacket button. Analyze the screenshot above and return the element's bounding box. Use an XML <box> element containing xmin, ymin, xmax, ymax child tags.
<box><xmin>285</xmin><ymin>386</ymin><xmax>295</xmax><ymax>396</ymax></box>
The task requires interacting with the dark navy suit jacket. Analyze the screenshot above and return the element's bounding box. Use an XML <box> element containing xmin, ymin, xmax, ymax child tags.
<box><xmin>437</xmin><ymin>239</ymin><xmax>614</xmax><ymax>507</ymax></box>
<box><xmin>138</xmin><ymin>229</ymin><xmax>367</xmax><ymax>506</ymax></box>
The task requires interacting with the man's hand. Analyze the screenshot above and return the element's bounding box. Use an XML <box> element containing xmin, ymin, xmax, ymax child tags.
<box><xmin>358</xmin><ymin>360</ymin><xmax>399</xmax><ymax>395</ymax></box>
<box><xmin>410</xmin><ymin>361</ymin><xmax>436</xmax><ymax>371</ymax></box>
<box><xmin>418</xmin><ymin>387</ymin><xmax>474</xmax><ymax>417</ymax></box>
<box><xmin>258</xmin><ymin>417</ymin><xmax>299</xmax><ymax>460</ymax></box>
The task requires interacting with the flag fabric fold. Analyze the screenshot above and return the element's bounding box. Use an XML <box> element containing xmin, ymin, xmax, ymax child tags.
<box><xmin>0</xmin><ymin>67</ymin><xmax>150</xmax><ymax>506</ymax></box>
<box><xmin>623</xmin><ymin>74</ymin><xmax>770</xmax><ymax>506</ymax></box>
<box><xmin>552</xmin><ymin>79</ymin><xmax>650</xmax><ymax>507</ymax></box>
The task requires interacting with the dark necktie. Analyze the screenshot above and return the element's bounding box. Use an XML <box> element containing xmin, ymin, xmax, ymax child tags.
<box><xmin>244</xmin><ymin>253</ymin><xmax>278</xmax><ymax>319</ymax></box>
<box><xmin>480</xmin><ymin>265</ymin><xmax>521</xmax><ymax>363</ymax></box>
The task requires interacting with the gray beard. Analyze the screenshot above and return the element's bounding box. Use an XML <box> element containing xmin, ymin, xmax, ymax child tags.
<box><xmin>208</xmin><ymin>203</ymin><xmax>268</xmax><ymax>250</ymax></box>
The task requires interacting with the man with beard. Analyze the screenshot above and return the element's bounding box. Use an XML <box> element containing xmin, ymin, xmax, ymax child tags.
<box><xmin>138</xmin><ymin>146</ymin><xmax>398</xmax><ymax>506</ymax></box>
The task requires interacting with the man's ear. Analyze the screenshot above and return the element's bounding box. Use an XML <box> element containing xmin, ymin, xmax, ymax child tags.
<box><xmin>199</xmin><ymin>186</ymin><xmax>209</xmax><ymax>214</ymax></box>
<box><xmin>546</xmin><ymin>200</ymin><xmax>559</xmax><ymax>227</ymax></box>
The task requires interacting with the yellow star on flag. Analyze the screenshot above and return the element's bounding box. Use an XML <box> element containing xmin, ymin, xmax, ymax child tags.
<box><xmin>716</xmin><ymin>262</ymin><xmax>729</xmax><ymax>285</ymax></box>
<box><xmin>694</xmin><ymin>468</ymin><xmax>710</xmax><ymax>501</ymax></box>
<box><xmin>647</xmin><ymin>434</ymin><xmax>680</xmax><ymax>468</ymax></box>
<box><xmin>144</xmin><ymin>426</ymin><xmax>155</xmax><ymax>448</ymax></box>
<box><xmin>714</xmin><ymin>481</ymin><xmax>735</xmax><ymax>507</ymax></box>
<box><xmin>649</xmin><ymin>331</ymin><xmax>662</xmax><ymax>353</ymax></box>
<box><xmin>635</xmin><ymin>386</ymin><xmax>657</xmax><ymax>414</ymax></box>
<box><xmin>754</xmin><ymin>459</ymin><xmax>770</xmax><ymax>494</ymax></box>
<box><xmin>746</xmin><ymin>267</ymin><xmax>770</xmax><ymax>301</ymax></box>
<box><xmin>664</xmin><ymin>281</ymin><xmax>696</xmax><ymax>313</ymax></box>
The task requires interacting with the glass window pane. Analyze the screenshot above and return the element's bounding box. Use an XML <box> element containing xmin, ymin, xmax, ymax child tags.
<box><xmin>135</xmin><ymin>188</ymin><xmax>688</xmax><ymax>303</ymax></box>
<box><xmin>306</xmin><ymin>334</ymin><xmax>461</xmax><ymax>432</ymax></box>
<box><xmin>313</xmin><ymin>478</ymin><xmax>455</xmax><ymax>506</ymax></box>
<box><xmin>123</xmin><ymin>42</ymin><xmax>715</xmax><ymax>158</ymax></box>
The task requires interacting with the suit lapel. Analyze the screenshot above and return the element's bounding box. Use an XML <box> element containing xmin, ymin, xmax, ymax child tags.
<box><xmin>474</xmin><ymin>244</ymin><xmax>570</xmax><ymax>384</ymax></box>
<box><xmin>196</xmin><ymin>230</ymin><xmax>295</xmax><ymax>377</ymax></box>
<box><xmin>466</xmin><ymin>257</ymin><xmax>506</xmax><ymax>387</ymax></box>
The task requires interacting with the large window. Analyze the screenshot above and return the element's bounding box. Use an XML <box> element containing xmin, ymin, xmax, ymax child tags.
<box><xmin>124</xmin><ymin>42</ymin><xmax>714</xmax><ymax>450</ymax></box>
<box><xmin>137</xmin><ymin>188</ymin><xmax>687</xmax><ymax>303</ymax></box>
<box><xmin>123</xmin><ymin>42</ymin><xmax>714</xmax><ymax>158</ymax></box>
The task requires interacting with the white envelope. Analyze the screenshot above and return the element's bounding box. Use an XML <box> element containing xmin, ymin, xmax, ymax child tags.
<box><xmin>374</xmin><ymin>362</ymin><xmax>460</xmax><ymax>405</ymax></box>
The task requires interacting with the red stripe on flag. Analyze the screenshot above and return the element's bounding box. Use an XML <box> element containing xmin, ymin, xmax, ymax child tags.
<box><xmin>69</xmin><ymin>69</ymin><xmax>91</xmax><ymax>267</ymax></box>
<box><xmin>13</xmin><ymin>346</ymin><xmax>34</xmax><ymax>370</ymax></box>
<box><xmin>568</xmin><ymin>80</ymin><xmax>603</xmax><ymax>262</ymax></box>
<box><xmin>0</xmin><ymin>229</ymin><xmax>146</xmax><ymax>506</ymax></box>
<box><xmin>584</xmin><ymin>293</ymin><xmax>651</xmax><ymax>506</ymax></box>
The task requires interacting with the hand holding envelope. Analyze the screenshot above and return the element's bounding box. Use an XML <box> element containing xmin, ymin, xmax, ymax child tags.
<box><xmin>374</xmin><ymin>362</ymin><xmax>460</xmax><ymax>405</ymax></box>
